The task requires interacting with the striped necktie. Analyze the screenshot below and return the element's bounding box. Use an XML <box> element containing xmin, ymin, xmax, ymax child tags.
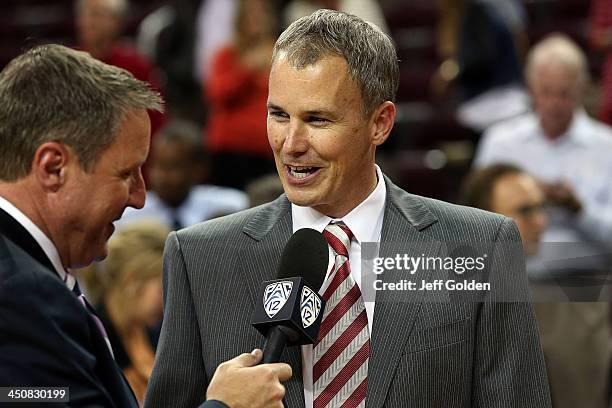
<box><xmin>313</xmin><ymin>222</ymin><xmax>370</xmax><ymax>408</ymax></box>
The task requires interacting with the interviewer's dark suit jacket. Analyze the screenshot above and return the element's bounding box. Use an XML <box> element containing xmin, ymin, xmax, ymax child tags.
<box><xmin>0</xmin><ymin>208</ymin><xmax>138</xmax><ymax>407</ymax></box>
<box><xmin>146</xmin><ymin>176</ymin><xmax>552</xmax><ymax>408</ymax></box>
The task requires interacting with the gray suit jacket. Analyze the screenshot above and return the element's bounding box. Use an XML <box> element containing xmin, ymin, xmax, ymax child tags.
<box><xmin>145</xmin><ymin>177</ymin><xmax>551</xmax><ymax>408</ymax></box>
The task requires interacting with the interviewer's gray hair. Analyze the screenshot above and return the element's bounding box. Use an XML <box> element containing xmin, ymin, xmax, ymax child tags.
<box><xmin>0</xmin><ymin>43</ymin><xmax>163</xmax><ymax>181</ymax></box>
<box><xmin>273</xmin><ymin>9</ymin><xmax>399</xmax><ymax>115</ymax></box>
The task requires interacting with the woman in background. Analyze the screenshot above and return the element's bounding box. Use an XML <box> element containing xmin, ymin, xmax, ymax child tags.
<box><xmin>204</xmin><ymin>0</ymin><xmax>279</xmax><ymax>190</ymax></box>
<box><xmin>97</xmin><ymin>222</ymin><xmax>168</xmax><ymax>404</ymax></box>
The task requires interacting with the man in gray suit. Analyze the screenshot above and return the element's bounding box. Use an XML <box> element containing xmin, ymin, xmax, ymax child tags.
<box><xmin>146</xmin><ymin>10</ymin><xmax>551</xmax><ymax>408</ymax></box>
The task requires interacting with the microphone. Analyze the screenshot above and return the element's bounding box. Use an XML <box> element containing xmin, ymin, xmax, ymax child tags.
<box><xmin>252</xmin><ymin>228</ymin><xmax>329</xmax><ymax>364</ymax></box>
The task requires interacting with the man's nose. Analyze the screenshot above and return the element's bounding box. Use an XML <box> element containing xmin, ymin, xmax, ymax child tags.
<box><xmin>128</xmin><ymin>169</ymin><xmax>146</xmax><ymax>209</ymax></box>
<box><xmin>282</xmin><ymin>121</ymin><xmax>309</xmax><ymax>156</ymax></box>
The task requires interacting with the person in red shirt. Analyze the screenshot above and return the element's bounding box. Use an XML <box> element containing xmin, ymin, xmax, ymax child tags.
<box><xmin>75</xmin><ymin>0</ymin><xmax>166</xmax><ymax>140</ymax></box>
<box><xmin>204</xmin><ymin>0</ymin><xmax>278</xmax><ymax>189</ymax></box>
<box><xmin>589</xmin><ymin>0</ymin><xmax>612</xmax><ymax>125</ymax></box>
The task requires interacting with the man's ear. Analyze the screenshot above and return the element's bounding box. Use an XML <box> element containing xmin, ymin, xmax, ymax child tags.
<box><xmin>31</xmin><ymin>142</ymin><xmax>72</xmax><ymax>191</ymax></box>
<box><xmin>370</xmin><ymin>101</ymin><xmax>396</xmax><ymax>147</ymax></box>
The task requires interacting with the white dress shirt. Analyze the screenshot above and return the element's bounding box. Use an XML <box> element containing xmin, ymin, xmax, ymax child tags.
<box><xmin>292</xmin><ymin>165</ymin><xmax>386</xmax><ymax>408</ymax></box>
<box><xmin>474</xmin><ymin>109</ymin><xmax>612</xmax><ymax>272</ymax></box>
<box><xmin>0</xmin><ymin>195</ymin><xmax>75</xmax><ymax>289</ymax></box>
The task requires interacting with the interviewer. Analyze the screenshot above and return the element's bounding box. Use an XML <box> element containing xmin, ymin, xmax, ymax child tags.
<box><xmin>0</xmin><ymin>44</ymin><xmax>290</xmax><ymax>408</ymax></box>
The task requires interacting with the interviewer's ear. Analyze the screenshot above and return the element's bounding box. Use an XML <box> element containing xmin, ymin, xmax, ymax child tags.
<box><xmin>32</xmin><ymin>142</ymin><xmax>72</xmax><ymax>191</ymax></box>
<box><xmin>370</xmin><ymin>101</ymin><xmax>396</xmax><ymax>147</ymax></box>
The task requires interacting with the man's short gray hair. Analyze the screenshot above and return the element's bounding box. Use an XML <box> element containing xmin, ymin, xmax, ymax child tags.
<box><xmin>272</xmin><ymin>9</ymin><xmax>399</xmax><ymax>115</ymax></box>
<box><xmin>0</xmin><ymin>43</ymin><xmax>163</xmax><ymax>181</ymax></box>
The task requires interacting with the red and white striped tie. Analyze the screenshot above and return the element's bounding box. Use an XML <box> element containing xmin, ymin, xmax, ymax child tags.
<box><xmin>313</xmin><ymin>222</ymin><xmax>369</xmax><ymax>408</ymax></box>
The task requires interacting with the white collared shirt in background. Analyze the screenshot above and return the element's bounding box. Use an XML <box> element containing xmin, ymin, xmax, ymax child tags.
<box><xmin>117</xmin><ymin>185</ymin><xmax>249</xmax><ymax>231</ymax></box>
<box><xmin>474</xmin><ymin>109</ymin><xmax>612</xmax><ymax>272</ymax></box>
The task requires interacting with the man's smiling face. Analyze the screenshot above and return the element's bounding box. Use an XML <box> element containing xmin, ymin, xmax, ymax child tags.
<box><xmin>266</xmin><ymin>55</ymin><xmax>379</xmax><ymax>218</ymax></box>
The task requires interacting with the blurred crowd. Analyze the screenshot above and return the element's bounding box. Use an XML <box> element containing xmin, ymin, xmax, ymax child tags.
<box><xmin>2</xmin><ymin>0</ymin><xmax>612</xmax><ymax>406</ymax></box>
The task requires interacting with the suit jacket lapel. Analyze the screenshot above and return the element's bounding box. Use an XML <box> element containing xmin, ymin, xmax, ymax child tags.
<box><xmin>366</xmin><ymin>178</ymin><xmax>440</xmax><ymax>408</ymax></box>
<box><xmin>241</xmin><ymin>195</ymin><xmax>306</xmax><ymax>408</ymax></box>
<box><xmin>241</xmin><ymin>195</ymin><xmax>293</xmax><ymax>304</ymax></box>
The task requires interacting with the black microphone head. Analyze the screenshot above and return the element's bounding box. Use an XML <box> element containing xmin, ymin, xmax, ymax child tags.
<box><xmin>277</xmin><ymin>228</ymin><xmax>328</xmax><ymax>290</ymax></box>
<box><xmin>252</xmin><ymin>228</ymin><xmax>329</xmax><ymax>351</ymax></box>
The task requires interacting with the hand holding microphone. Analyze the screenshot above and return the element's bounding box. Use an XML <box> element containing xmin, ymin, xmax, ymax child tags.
<box><xmin>204</xmin><ymin>229</ymin><xmax>327</xmax><ymax>408</ymax></box>
<box><xmin>206</xmin><ymin>348</ymin><xmax>291</xmax><ymax>408</ymax></box>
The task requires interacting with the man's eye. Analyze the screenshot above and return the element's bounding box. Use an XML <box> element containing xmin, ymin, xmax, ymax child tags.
<box><xmin>309</xmin><ymin>116</ymin><xmax>329</xmax><ymax>124</ymax></box>
<box><xmin>269</xmin><ymin>111</ymin><xmax>288</xmax><ymax>119</ymax></box>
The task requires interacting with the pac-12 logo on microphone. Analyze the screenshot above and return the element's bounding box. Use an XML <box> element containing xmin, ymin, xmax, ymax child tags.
<box><xmin>263</xmin><ymin>281</ymin><xmax>293</xmax><ymax>318</ymax></box>
<box><xmin>300</xmin><ymin>286</ymin><xmax>322</xmax><ymax>328</ymax></box>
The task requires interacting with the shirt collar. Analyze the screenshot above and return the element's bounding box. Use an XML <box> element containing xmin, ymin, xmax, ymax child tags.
<box><xmin>0</xmin><ymin>195</ymin><xmax>74</xmax><ymax>289</ymax></box>
<box><xmin>292</xmin><ymin>165</ymin><xmax>386</xmax><ymax>244</ymax></box>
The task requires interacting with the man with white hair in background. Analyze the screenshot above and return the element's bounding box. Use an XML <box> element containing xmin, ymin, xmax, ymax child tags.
<box><xmin>474</xmin><ymin>33</ymin><xmax>612</xmax><ymax>276</ymax></box>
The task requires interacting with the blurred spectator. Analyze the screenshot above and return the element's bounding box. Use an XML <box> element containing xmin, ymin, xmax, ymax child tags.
<box><xmin>118</xmin><ymin>120</ymin><xmax>248</xmax><ymax>230</ymax></box>
<box><xmin>283</xmin><ymin>0</ymin><xmax>388</xmax><ymax>33</ymax></box>
<box><xmin>245</xmin><ymin>173</ymin><xmax>284</xmax><ymax>207</ymax></box>
<box><xmin>461</xmin><ymin>164</ymin><xmax>546</xmax><ymax>257</ymax></box>
<box><xmin>204</xmin><ymin>0</ymin><xmax>278</xmax><ymax>189</ymax></box>
<box><xmin>194</xmin><ymin>0</ymin><xmax>237</xmax><ymax>84</ymax></box>
<box><xmin>474</xmin><ymin>34</ymin><xmax>612</xmax><ymax>272</ymax></box>
<box><xmin>589</xmin><ymin>0</ymin><xmax>612</xmax><ymax>125</ymax></box>
<box><xmin>433</xmin><ymin>0</ymin><xmax>529</xmax><ymax>131</ymax></box>
<box><xmin>75</xmin><ymin>0</ymin><xmax>166</xmax><ymax>138</ymax></box>
<box><xmin>137</xmin><ymin>0</ymin><xmax>204</xmax><ymax>122</ymax></box>
<box><xmin>96</xmin><ymin>222</ymin><xmax>168</xmax><ymax>404</ymax></box>
<box><xmin>461</xmin><ymin>164</ymin><xmax>611</xmax><ymax>408</ymax></box>
<box><xmin>136</xmin><ymin>5</ymin><xmax>174</xmax><ymax>60</ymax></box>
